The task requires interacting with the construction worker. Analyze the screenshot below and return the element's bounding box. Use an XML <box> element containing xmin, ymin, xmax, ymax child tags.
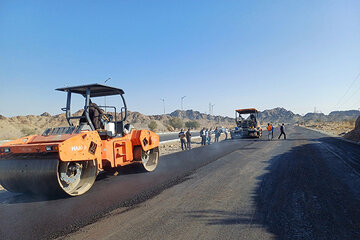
<box><xmin>278</xmin><ymin>123</ymin><xmax>286</xmax><ymax>139</ymax></box>
<box><xmin>267</xmin><ymin>123</ymin><xmax>272</xmax><ymax>141</ymax></box>
<box><xmin>200</xmin><ymin>128</ymin><xmax>206</xmax><ymax>145</ymax></box>
<box><xmin>214</xmin><ymin>127</ymin><xmax>220</xmax><ymax>142</ymax></box>
<box><xmin>205</xmin><ymin>128</ymin><xmax>209</xmax><ymax>145</ymax></box>
<box><xmin>207</xmin><ymin>128</ymin><xmax>212</xmax><ymax>145</ymax></box>
<box><xmin>186</xmin><ymin>128</ymin><xmax>192</xmax><ymax>150</ymax></box>
<box><xmin>80</xmin><ymin>100</ymin><xmax>104</xmax><ymax>130</ymax></box>
<box><xmin>178</xmin><ymin>129</ymin><xmax>187</xmax><ymax>150</ymax></box>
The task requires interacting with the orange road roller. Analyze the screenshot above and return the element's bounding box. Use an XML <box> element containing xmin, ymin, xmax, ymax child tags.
<box><xmin>0</xmin><ymin>84</ymin><xmax>159</xmax><ymax>196</ymax></box>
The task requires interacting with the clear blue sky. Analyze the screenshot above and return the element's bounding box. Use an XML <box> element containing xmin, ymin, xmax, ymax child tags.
<box><xmin>1</xmin><ymin>0</ymin><xmax>360</xmax><ymax>117</ymax></box>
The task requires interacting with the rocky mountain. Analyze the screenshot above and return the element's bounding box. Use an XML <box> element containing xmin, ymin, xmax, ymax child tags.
<box><xmin>328</xmin><ymin>110</ymin><xmax>360</xmax><ymax>121</ymax></box>
<box><xmin>258</xmin><ymin>107</ymin><xmax>303</xmax><ymax>124</ymax></box>
<box><xmin>0</xmin><ymin>109</ymin><xmax>234</xmax><ymax>140</ymax></box>
<box><xmin>303</xmin><ymin>112</ymin><xmax>328</xmax><ymax>122</ymax></box>
<box><xmin>0</xmin><ymin>108</ymin><xmax>359</xmax><ymax>140</ymax></box>
<box><xmin>258</xmin><ymin>108</ymin><xmax>360</xmax><ymax>124</ymax></box>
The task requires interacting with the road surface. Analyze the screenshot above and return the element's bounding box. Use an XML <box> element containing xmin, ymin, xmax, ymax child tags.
<box><xmin>1</xmin><ymin>126</ymin><xmax>360</xmax><ymax>240</ymax></box>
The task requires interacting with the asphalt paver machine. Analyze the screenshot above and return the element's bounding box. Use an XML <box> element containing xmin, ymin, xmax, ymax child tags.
<box><xmin>230</xmin><ymin>108</ymin><xmax>262</xmax><ymax>139</ymax></box>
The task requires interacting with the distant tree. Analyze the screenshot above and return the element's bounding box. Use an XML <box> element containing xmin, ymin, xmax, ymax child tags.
<box><xmin>148</xmin><ymin>121</ymin><xmax>158</xmax><ymax>131</ymax></box>
<box><xmin>185</xmin><ymin>120</ymin><xmax>200</xmax><ymax>129</ymax></box>
<box><xmin>168</xmin><ymin>117</ymin><xmax>183</xmax><ymax>130</ymax></box>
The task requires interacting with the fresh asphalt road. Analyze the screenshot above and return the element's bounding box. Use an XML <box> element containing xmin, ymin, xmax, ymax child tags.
<box><xmin>1</xmin><ymin>127</ymin><xmax>360</xmax><ymax>240</ymax></box>
<box><xmin>159</xmin><ymin>131</ymin><xmax>200</xmax><ymax>142</ymax></box>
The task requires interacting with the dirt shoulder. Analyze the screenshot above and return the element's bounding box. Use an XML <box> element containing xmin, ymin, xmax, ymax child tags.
<box><xmin>303</xmin><ymin>121</ymin><xmax>355</xmax><ymax>137</ymax></box>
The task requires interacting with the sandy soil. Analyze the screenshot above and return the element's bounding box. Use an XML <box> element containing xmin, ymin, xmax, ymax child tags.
<box><xmin>304</xmin><ymin>121</ymin><xmax>355</xmax><ymax>136</ymax></box>
<box><xmin>159</xmin><ymin>134</ymin><xmax>228</xmax><ymax>156</ymax></box>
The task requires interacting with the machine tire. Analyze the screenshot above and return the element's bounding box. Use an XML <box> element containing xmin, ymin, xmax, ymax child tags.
<box><xmin>57</xmin><ymin>159</ymin><xmax>98</xmax><ymax>196</ymax></box>
<box><xmin>138</xmin><ymin>147</ymin><xmax>159</xmax><ymax>172</ymax></box>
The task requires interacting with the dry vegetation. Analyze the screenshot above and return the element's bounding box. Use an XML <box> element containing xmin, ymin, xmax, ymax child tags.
<box><xmin>304</xmin><ymin>120</ymin><xmax>356</xmax><ymax>136</ymax></box>
<box><xmin>304</xmin><ymin>117</ymin><xmax>360</xmax><ymax>143</ymax></box>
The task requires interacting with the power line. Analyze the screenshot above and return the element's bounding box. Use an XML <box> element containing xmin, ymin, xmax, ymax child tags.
<box><xmin>335</xmin><ymin>71</ymin><xmax>360</xmax><ymax>108</ymax></box>
<box><xmin>341</xmin><ymin>83</ymin><xmax>360</xmax><ymax>107</ymax></box>
<box><xmin>160</xmin><ymin>98</ymin><xmax>165</xmax><ymax>114</ymax></box>
<box><xmin>104</xmin><ymin>77</ymin><xmax>111</xmax><ymax>112</ymax></box>
<box><xmin>181</xmin><ymin>96</ymin><xmax>186</xmax><ymax>110</ymax></box>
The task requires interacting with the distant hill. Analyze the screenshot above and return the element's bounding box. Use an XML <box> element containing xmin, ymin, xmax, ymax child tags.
<box><xmin>0</xmin><ymin>109</ymin><xmax>234</xmax><ymax>140</ymax></box>
<box><xmin>328</xmin><ymin>110</ymin><xmax>360</xmax><ymax>121</ymax></box>
<box><xmin>0</xmin><ymin>108</ymin><xmax>359</xmax><ymax>140</ymax></box>
<box><xmin>258</xmin><ymin>107</ymin><xmax>303</xmax><ymax>124</ymax></box>
<box><xmin>258</xmin><ymin>108</ymin><xmax>360</xmax><ymax>124</ymax></box>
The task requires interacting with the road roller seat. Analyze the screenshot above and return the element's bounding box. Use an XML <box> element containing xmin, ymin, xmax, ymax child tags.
<box><xmin>78</xmin><ymin>122</ymin><xmax>92</xmax><ymax>131</ymax></box>
<box><xmin>123</xmin><ymin>123</ymin><xmax>134</xmax><ymax>135</ymax></box>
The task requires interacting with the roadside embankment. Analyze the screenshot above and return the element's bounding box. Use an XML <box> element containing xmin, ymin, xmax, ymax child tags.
<box><xmin>344</xmin><ymin>116</ymin><xmax>360</xmax><ymax>142</ymax></box>
<box><xmin>303</xmin><ymin>121</ymin><xmax>355</xmax><ymax>137</ymax></box>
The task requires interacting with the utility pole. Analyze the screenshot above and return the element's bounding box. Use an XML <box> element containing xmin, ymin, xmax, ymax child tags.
<box><xmin>160</xmin><ymin>98</ymin><xmax>165</xmax><ymax>115</ymax></box>
<box><xmin>211</xmin><ymin>104</ymin><xmax>215</xmax><ymax>115</ymax></box>
<box><xmin>104</xmin><ymin>77</ymin><xmax>111</xmax><ymax>112</ymax></box>
<box><xmin>181</xmin><ymin>96</ymin><xmax>186</xmax><ymax>111</ymax></box>
<box><xmin>209</xmin><ymin>102</ymin><xmax>212</xmax><ymax>115</ymax></box>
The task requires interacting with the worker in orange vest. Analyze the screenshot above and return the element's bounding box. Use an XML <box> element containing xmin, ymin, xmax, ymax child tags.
<box><xmin>267</xmin><ymin>123</ymin><xmax>273</xmax><ymax>141</ymax></box>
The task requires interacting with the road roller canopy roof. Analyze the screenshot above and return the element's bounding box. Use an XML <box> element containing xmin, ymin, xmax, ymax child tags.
<box><xmin>56</xmin><ymin>84</ymin><xmax>125</xmax><ymax>97</ymax></box>
<box><xmin>235</xmin><ymin>108</ymin><xmax>259</xmax><ymax>114</ymax></box>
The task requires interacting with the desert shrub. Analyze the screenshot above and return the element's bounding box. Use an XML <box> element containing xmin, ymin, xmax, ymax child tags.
<box><xmin>185</xmin><ymin>120</ymin><xmax>200</xmax><ymax>129</ymax></box>
<box><xmin>166</xmin><ymin>125</ymin><xmax>174</xmax><ymax>131</ymax></box>
<box><xmin>148</xmin><ymin>121</ymin><xmax>158</xmax><ymax>131</ymax></box>
<box><xmin>168</xmin><ymin>117</ymin><xmax>183</xmax><ymax>130</ymax></box>
<box><xmin>347</xmin><ymin>119</ymin><xmax>355</xmax><ymax>126</ymax></box>
<box><xmin>21</xmin><ymin>128</ymin><xmax>37</xmax><ymax>136</ymax></box>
